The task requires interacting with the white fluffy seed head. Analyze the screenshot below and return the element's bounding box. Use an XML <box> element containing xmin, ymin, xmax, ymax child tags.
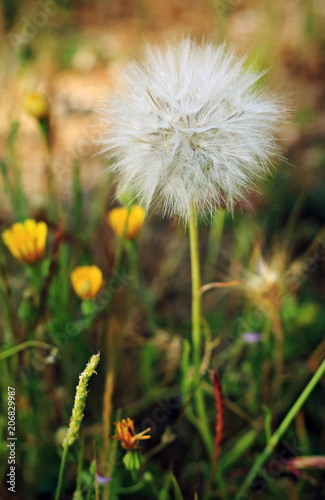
<box><xmin>99</xmin><ymin>39</ymin><xmax>282</xmax><ymax>223</ymax></box>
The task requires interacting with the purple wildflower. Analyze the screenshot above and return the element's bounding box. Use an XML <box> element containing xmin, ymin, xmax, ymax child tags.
<box><xmin>96</xmin><ymin>473</ymin><xmax>112</xmax><ymax>485</ymax></box>
<box><xmin>242</xmin><ymin>332</ymin><xmax>262</xmax><ymax>344</ymax></box>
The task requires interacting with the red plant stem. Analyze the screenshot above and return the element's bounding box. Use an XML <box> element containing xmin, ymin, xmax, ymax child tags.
<box><xmin>200</xmin><ymin>279</ymin><xmax>245</xmax><ymax>294</ymax></box>
<box><xmin>211</xmin><ymin>370</ymin><xmax>224</xmax><ymax>477</ymax></box>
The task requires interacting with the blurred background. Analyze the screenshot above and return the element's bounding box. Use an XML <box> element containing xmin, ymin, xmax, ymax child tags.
<box><xmin>0</xmin><ymin>0</ymin><xmax>324</xmax><ymax>209</ymax></box>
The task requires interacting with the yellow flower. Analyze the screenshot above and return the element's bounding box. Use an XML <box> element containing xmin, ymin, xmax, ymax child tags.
<box><xmin>111</xmin><ymin>418</ymin><xmax>151</xmax><ymax>450</ymax></box>
<box><xmin>107</xmin><ymin>205</ymin><xmax>145</xmax><ymax>240</ymax></box>
<box><xmin>2</xmin><ymin>219</ymin><xmax>47</xmax><ymax>264</ymax></box>
<box><xmin>71</xmin><ymin>266</ymin><xmax>103</xmax><ymax>300</ymax></box>
<box><xmin>24</xmin><ymin>92</ymin><xmax>49</xmax><ymax>120</ymax></box>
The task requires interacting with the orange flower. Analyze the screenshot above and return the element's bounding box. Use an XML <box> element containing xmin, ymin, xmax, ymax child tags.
<box><xmin>71</xmin><ymin>266</ymin><xmax>103</xmax><ymax>300</ymax></box>
<box><xmin>24</xmin><ymin>92</ymin><xmax>49</xmax><ymax>120</ymax></box>
<box><xmin>111</xmin><ymin>418</ymin><xmax>151</xmax><ymax>450</ymax></box>
<box><xmin>107</xmin><ymin>205</ymin><xmax>145</xmax><ymax>240</ymax></box>
<box><xmin>2</xmin><ymin>219</ymin><xmax>47</xmax><ymax>264</ymax></box>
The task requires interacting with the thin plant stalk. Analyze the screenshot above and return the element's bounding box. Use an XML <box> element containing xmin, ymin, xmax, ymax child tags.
<box><xmin>102</xmin><ymin>246</ymin><xmax>125</xmax><ymax>452</ymax></box>
<box><xmin>204</xmin><ymin>209</ymin><xmax>225</xmax><ymax>281</ymax></box>
<box><xmin>45</xmin><ymin>148</ymin><xmax>58</xmax><ymax>221</ymax></box>
<box><xmin>103</xmin><ymin>209</ymin><xmax>131</xmax><ymax>454</ymax></box>
<box><xmin>103</xmin><ymin>408</ymin><xmax>122</xmax><ymax>500</ymax></box>
<box><xmin>271</xmin><ymin>306</ymin><xmax>284</xmax><ymax>397</ymax></box>
<box><xmin>74</xmin><ymin>438</ymin><xmax>84</xmax><ymax>499</ymax></box>
<box><xmin>103</xmin><ymin>339</ymin><xmax>115</xmax><ymax>456</ymax></box>
<box><xmin>237</xmin><ymin>358</ymin><xmax>325</xmax><ymax>498</ymax></box>
<box><xmin>0</xmin><ymin>340</ymin><xmax>53</xmax><ymax>360</ymax></box>
<box><xmin>1</xmin><ymin>121</ymin><xmax>28</xmax><ymax>219</ymax></box>
<box><xmin>188</xmin><ymin>206</ymin><xmax>213</xmax><ymax>456</ymax></box>
<box><xmin>208</xmin><ymin>370</ymin><xmax>224</xmax><ymax>490</ymax></box>
<box><xmin>93</xmin><ymin>439</ymin><xmax>99</xmax><ymax>500</ymax></box>
<box><xmin>39</xmin><ymin>120</ymin><xmax>58</xmax><ymax>220</ymax></box>
<box><xmin>55</xmin><ymin>444</ymin><xmax>69</xmax><ymax>500</ymax></box>
<box><xmin>189</xmin><ymin>206</ymin><xmax>201</xmax><ymax>376</ymax></box>
<box><xmin>106</xmin><ymin>408</ymin><xmax>121</xmax><ymax>473</ymax></box>
<box><xmin>126</xmin><ymin>240</ymin><xmax>139</xmax><ymax>293</ymax></box>
<box><xmin>171</xmin><ymin>472</ymin><xmax>185</xmax><ymax>500</ymax></box>
<box><xmin>0</xmin><ymin>247</ymin><xmax>15</xmax><ymax>341</ymax></box>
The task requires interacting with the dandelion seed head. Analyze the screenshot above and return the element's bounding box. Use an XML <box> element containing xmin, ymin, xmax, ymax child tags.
<box><xmin>99</xmin><ymin>39</ymin><xmax>282</xmax><ymax>222</ymax></box>
<box><xmin>243</xmin><ymin>246</ymin><xmax>295</xmax><ymax>314</ymax></box>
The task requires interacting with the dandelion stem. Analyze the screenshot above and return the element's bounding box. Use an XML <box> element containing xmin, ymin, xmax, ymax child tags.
<box><xmin>237</xmin><ymin>358</ymin><xmax>325</xmax><ymax>498</ymax></box>
<box><xmin>188</xmin><ymin>206</ymin><xmax>213</xmax><ymax>456</ymax></box>
<box><xmin>204</xmin><ymin>209</ymin><xmax>225</xmax><ymax>281</ymax></box>
<box><xmin>189</xmin><ymin>206</ymin><xmax>201</xmax><ymax>376</ymax></box>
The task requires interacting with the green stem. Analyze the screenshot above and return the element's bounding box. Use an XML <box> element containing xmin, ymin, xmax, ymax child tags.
<box><xmin>102</xmin><ymin>228</ymin><xmax>126</xmax><ymax>451</ymax></box>
<box><xmin>171</xmin><ymin>472</ymin><xmax>185</xmax><ymax>500</ymax></box>
<box><xmin>237</xmin><ymin>358</ymin><xmax>325</xmax><ymax>498</ymax></box>
<box><xmin>188</xmin><ymin>207</ymin><xmax>201</xmax><ymax>375</ymax></box>
<box><xmin>75</xmin><ymin>438</ymin><xmax>84</xmax><ymax>497</ymax></box>
<box><xmin>40</xmin><ymin>120</ymin><xmax>58</xmax><ymax>221</ymax></box>
<box><xmin>0</xmin><ymin>245</ymin><xmax>15</xmax><ymax>342</ymax></box>
<box><xmin>116</xmin><ymin>480</ymin><xmax>145</xmax><ymax>494</ymax></box>
<box><xmin>0</xmin><ymin>341</ymin><xmax>53</xmax><ymax>360</ymax></box>
<box><xmin>126</xmin><ymin>240</ymin><xmax>139</xmax><ymax>293</ymax></box>
<box><xmin>204</xmin><ymin>209</ymin><xmax>225</xmax><ymax>281</ymax></box>
<box><xmin>55</xmin><ymin>444</ymin><xmax>68</xmax><ymax>500</ymax></box>
<box><xmin>188</xmin><ymin>207</ymin><xmax>213</xmax><ymax>457</ymax></box>
<box><xmin>102</xmin><ymin>211</ymin><xmax>131</xmax><ymax>500</ymax></box>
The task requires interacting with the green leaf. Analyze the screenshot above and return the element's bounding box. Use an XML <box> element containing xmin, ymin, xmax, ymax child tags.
<box><xmin>170</xmin><ymin>472</ymin><xmax>184</xmax><ymax>500</ymax></box>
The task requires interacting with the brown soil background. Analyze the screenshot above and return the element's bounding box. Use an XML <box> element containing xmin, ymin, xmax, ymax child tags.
<box><xmin>0</xmin><ymin>0</ymin><xmax>324</xmax><ymax>212</ymax></box>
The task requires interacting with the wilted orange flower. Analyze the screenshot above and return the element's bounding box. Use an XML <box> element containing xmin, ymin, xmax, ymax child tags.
<box><xmin>2</xmin><ymin>219</ymin><xmax>47</xmax><ymax>264</ymax></box>
<box><xmin>111</xmin><ymin>418</ymin><xmax>151</xmax><ymax>450</ymax></box>
<box><xmin>107</xmin><ymin>205</ymin><xmax>145</xmax><ymax>240</ymax></box>
<box><xmin>24</xmin><ymin>92</ymin><xmax>49</xmax><ymax>120</ymax></box>
<box><xmin>71</xmin><ymin>266</ymin><xmax>103</xmax><ymax>300</ymax></box>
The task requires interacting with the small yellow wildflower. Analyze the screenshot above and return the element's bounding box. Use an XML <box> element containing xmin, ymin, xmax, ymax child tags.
<box><xmin>107</xmin><ymin>205</ymin><xmax>145</xmax><ymax>240</ymax></box>
<box><xmin>2</xmin><ymin>219</ymin><xmax>47</xmax><ymax>264</ymax></box>
<box><xmin>24</xmin><ymin>92</ymin><xmax>49</xmax><ymax>120</ymax></box>
<box><xmin>111</xmin><ymin>418</ymin><xmax>151</xmax><ymax>450</ymax></box>
<box><xmin>71</xmin><ymin>266</ymin><xmax>103</xmax><ymax>300</ymax></box>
